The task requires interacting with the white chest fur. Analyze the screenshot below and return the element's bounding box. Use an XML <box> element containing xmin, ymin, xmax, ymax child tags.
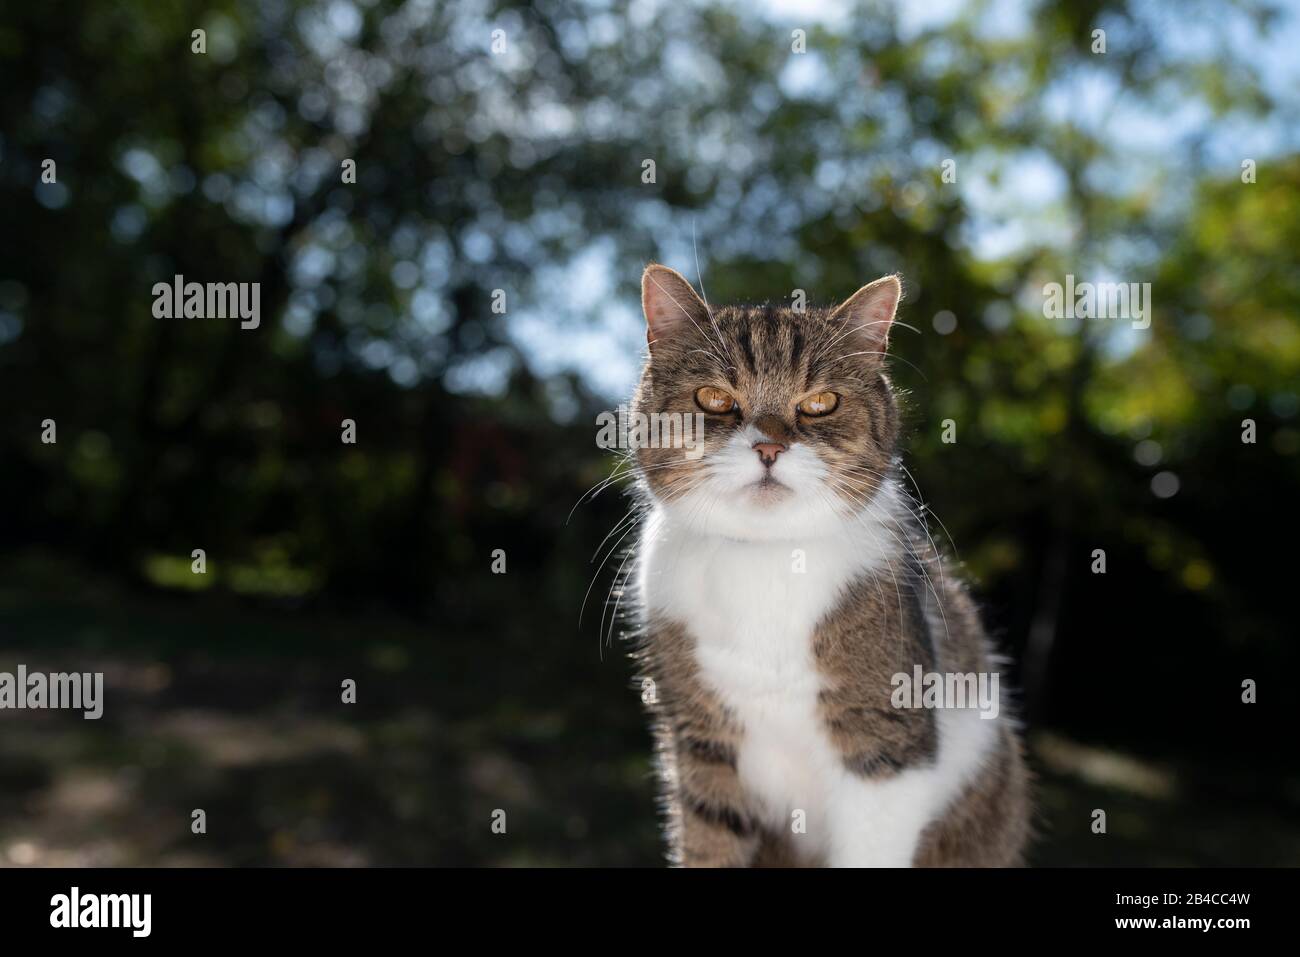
<box><xmin>638</xmin><ymin>500</ymin><xmax>997</xmax><ymax>867</ymax></box>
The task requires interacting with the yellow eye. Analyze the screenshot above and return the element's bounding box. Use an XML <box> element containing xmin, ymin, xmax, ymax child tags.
<box><xmin>797</xmin><ymin>392</ymin><xmax>839</xmax><ymax>416</ymax></box>
<box><xmin>694</xmin><ymin>387</ymin><xmax>736</xmax><ymax>414</ymax></box>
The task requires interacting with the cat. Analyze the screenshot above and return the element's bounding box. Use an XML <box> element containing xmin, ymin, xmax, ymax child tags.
<box><xmin>628</xmin><ymin>263</ymin><xmax>1030</xmax><ymax>867</ymax></box>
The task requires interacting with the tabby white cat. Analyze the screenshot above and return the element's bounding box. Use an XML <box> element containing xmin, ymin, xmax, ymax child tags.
<box><xmin>630</xmin><ymin>264</ymin><xmax>1030</xmax><ymax>867</ymax></box>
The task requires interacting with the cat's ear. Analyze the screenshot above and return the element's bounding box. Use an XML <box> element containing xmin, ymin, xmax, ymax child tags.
<box><xmin>830</xmin><ymin>274</ymin><xmax>901</xmax><ymax>354</ymax></box>
<box><xmin>641</xmin><ymin>264</ymin><xmax>709</xmax><ymax>349</ymax></box>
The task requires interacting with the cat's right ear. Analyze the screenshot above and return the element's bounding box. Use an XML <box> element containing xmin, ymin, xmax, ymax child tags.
<box><xmin>641</xmin><ymin>264</ymin><xmax>709</xmax><ymax>350</ymax></box>
<box><xmin>830</xmin><ymin>274</ymin><xmax>901</xmax><ymax>354</ymax></box>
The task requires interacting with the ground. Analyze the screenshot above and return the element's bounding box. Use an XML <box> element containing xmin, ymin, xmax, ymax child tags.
<box><xmin>1</xmin><ymin>554</ymin><xmax>1296</xmax><ymax>867</ymax></box>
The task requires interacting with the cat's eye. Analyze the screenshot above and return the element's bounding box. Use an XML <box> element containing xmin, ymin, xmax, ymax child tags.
<box><xmin>694</xmin><ymin>387</ymin><xmax>736</xmax><ymax>414</ymax></box>
<box><xmin>797</xmin><ymin>392</ymin><xmax>839</xmax><ymax>416</ymax></box>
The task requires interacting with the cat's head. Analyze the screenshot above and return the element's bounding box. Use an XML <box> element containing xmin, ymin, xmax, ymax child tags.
<box><xmin>631</xmin><ymin>264</ymin><xmax>903</xmax><ymax>541</ymax></box>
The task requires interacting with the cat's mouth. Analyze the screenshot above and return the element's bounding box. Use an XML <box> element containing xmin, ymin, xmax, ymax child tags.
<box><xmin>745</xmin><ymin>474</ymin><xmax>792</xmax><ymax>502</ymax></box>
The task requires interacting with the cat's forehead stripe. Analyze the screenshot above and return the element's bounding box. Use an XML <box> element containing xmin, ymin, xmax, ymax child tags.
<box><xmin>720</xmin><ymin>306</ymin><xmax>817</xmax><ymax>388</ymax></box>
<box><xmin>736</xmin><ymin>324</ymin><xmax>757</xmax><ymax>375</ymax></box>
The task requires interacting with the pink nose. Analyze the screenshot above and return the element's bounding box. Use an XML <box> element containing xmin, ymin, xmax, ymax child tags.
<box><xmin>753</xmin><ymin>442</ymin><xmax>786</xmax><ymax>466</ymax></box>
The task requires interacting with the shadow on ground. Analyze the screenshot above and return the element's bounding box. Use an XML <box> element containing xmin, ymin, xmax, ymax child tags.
<box><xmin>1</xmin><ymin>554</ymin><xmax>1296</xmax><ymax>867</ymax></box>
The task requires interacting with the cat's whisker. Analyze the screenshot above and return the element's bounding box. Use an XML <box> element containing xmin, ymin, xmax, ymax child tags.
<box><xmin>824</xmin><ymin>474</ymin><xmax>952</xmax><ymax>647</ymax></box>
<box><xmin>567</xmin><ymin>452</ymin><xmax>638</xmax><ymax>524</ymax></box>
<box><xmin>813</xmin><ymin>317</ymin><xmax>897</xmax><ymax>361</ymax></box>
<box><xmin>580</xmin><ymin>461</ymin><xmax>716</xmax><ymax>642</ymax></box>
<box><xmin>590</xmin><ymin>502</ymin><xmax>642</xmax><ymax>564</ymax></box>
<box><xmin>863</xmin><ymin>490</ymin><xmax>953</xmax><ymax>647</ymax></box>
<box><xmin>607</xmin><ymin>475</ymin><xmax>720</xmax><ymax>655</ymax></box>
<box><xmin>647</xmin><ymin>325</ymin><xmax>729</xmax><ymax>368</ymax></box>
<box><xmin>644</xmin><ymin>271</ymin><xmax>733</xmax><ymax>368</ymax></box>
<box><xmin>831</xmin><ymin>466</ymin><xmax>949</xmax><ymax>586</ymax></box>
<box><xmin>830</xmin><ymin>473</ymin><xmax>943</xmax><ymax>576</ymax></box>
<box><xmin>895</xmin><ymin>461</ymin><xmax>962</xmax><ymax>564</ymax></box>
<box><xmin>601</xmin><ymin>521</ymin><xmax>645</xmax><ymax>653</ymax></box>
<box><xmin>692</xmin><ymin>218</ymin><xmax>710</xmax><ymax>309</ymax></box>
<box><xmin>816</xmin><ymin>481</ymin><xmax>908</xmax><ymax>629</ymax></box>
<box><xmin>826</xmin><ymin>349</ymin><xmax>928</xmax><ymax>382</ymax></box>
<box><xmin>582</xmin><ymin>506</ymin><xmax>643</xmax><ymax>636</ymax></box>
<box><xmin>570</xmin><ymin>456</ymin><xmax>695</xmax><ymax>523</ymax></box>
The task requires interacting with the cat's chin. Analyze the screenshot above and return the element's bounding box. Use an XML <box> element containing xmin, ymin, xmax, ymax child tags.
<box><xmin>655</xmin><ymin>486</ymin><xmax>850</xmax><ymax>542</ymax></box>
<box><xmin>743</xmin><ymin>477</ymin><xmax>793</xmax><ymax>504</ymax></box>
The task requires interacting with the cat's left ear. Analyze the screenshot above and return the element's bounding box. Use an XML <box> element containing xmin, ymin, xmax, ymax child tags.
<box><xmin>830</xmin><ymin>274</ymin><xmax>901</xmax><ymax>353</ymax></box>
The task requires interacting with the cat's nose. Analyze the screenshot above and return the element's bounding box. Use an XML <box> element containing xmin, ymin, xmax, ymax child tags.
<box><xmin>753</xmin><ymin>442</ymin><xmax>786</xmax><ymax>466</ymax></box>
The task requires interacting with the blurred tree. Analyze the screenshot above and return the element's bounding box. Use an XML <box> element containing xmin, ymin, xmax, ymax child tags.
<box><xmin>0</xmin><ymin>0</ymin><xmax>1294</xmax><ymax>758</ymax></box>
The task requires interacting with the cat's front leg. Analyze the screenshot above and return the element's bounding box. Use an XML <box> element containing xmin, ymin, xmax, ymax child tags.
<box><xmin>661</xmin><ymin>725</ymin><xmax>761</xmax><ymax>867</ymax></box>
<box><xmin>643</xmin><ymin>619</ymin><xmax>759</xmax><ymax>867</ymax></box>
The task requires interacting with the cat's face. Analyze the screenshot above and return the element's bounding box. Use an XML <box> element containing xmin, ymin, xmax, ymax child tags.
<box><xmin>632</xmin><ymin>265</ymin><xmax>902</xmax><ymax>541</ymax></box>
